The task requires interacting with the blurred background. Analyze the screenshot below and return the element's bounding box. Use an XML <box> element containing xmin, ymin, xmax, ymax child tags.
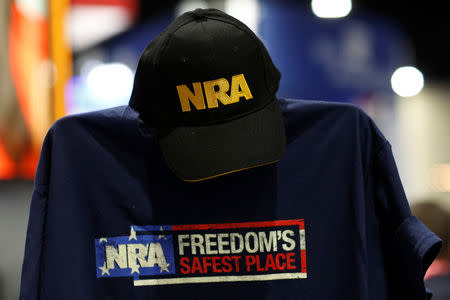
<box><xmin>0</xmin><ymin>0</ymin><xmax>449</xmax><ymax>298</ymax></box>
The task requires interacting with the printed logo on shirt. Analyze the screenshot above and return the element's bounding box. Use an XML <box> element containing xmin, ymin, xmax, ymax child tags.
<box><xmin>95</xmin><ymin>219</ymin><xmax>307</xmax><ymax>286</ymax></box>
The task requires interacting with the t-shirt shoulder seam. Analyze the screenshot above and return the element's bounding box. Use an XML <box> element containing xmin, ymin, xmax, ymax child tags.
<box><xmin>34</xmin><ymin>183</ymin><xmax>49</xmax><ymax>194</ymax></box>
<box><xmin>122</xmin><ymin>105</ymin><xmax>133</xmax><ymax>120</ymax></box>
<box><xmin>374</xmin><ymin>140</ymin><xmax>391</xmax><ymax>159</ymax></box>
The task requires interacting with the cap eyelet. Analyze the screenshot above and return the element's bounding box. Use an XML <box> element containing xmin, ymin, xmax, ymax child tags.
<box><xmin>192</xmin><ymin>8</ymin><xmax>207</xmax><ymax>21</ymax></box>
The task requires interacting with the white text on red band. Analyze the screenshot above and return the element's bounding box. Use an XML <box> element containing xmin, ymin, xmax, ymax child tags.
<box><xmin>178</xmin><ymin>230</ymin><xmax>296</xmax><ymax>256</ymax></box>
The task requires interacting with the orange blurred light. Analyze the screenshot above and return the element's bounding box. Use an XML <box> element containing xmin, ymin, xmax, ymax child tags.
<box><xmin>0</xmin><ymin>141</ymin><xmax>16</xmax><ymax>179</ymax></box>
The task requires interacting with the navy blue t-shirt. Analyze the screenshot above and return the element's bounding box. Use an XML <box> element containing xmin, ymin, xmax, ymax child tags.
<box><xmin>20</xmin><ymin>98</ymin><xmax>442</xmax><ymax>299</ymax></box>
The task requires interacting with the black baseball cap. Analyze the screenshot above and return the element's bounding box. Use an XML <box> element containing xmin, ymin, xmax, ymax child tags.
<box><xmin>129</xmin><ymin>8</ymin><xmax>286</xmax><ymax>182</ymax></box>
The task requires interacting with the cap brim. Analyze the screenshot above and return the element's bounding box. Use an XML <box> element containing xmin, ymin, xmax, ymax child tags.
<box><xmin>159</xmin><ymin>99</ymin><xmax>286</xmax><ymax>182</ymax></box>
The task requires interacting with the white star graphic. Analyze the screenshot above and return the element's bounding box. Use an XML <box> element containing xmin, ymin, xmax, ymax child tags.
<box><xmin>158</xmin><ymin>226</ymin><xmax>167</xmax><ymax>240</ymax></box>
<box><xmin>99</xmin><ymin>238</ymin><xmax>108</xmax><ymax>243</ymax></box>
<box><xmin>130</xmin><ymin>264</ymin><xmax>140</xmax><ymax>274</ymax></box>
<box><xmin>99</xmin><ymin>262</ymin><xmax>110</xmax><ymax>276</ymax></box>
<box><xmin>159</xmin><ymin>262</ymin><xmax>170</xmax><ymax>273</ymax></box>
<box><xmin>129</xmin><ymin>226</ymin><xmax>137</xmax><ymax>241</ymax></box>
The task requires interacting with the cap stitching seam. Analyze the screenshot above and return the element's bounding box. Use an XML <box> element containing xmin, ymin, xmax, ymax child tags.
<box><xmin>203</xmin><ymin>16</ymin><xmax>275</xmax><ymax>96</ymax></box>
<box><xmin>154</xmin><ymin>19</ymin><xmax>196</xmax><ymax>67</ymax></box>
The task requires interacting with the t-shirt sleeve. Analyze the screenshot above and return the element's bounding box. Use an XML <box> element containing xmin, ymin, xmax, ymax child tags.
<box><xmin>373</xmin><ymin>142</ymin><xmax>442</xmax><ymax>299</ymax></box>
<box><xmin>19</xmin><ymin>185</ymin><xmax>48</xmax><ymax>300</ymax></box>
<box><xmin>19</xmin><ymin>128</ymin><xmax>53</xmax><ymax>299</ymax></box>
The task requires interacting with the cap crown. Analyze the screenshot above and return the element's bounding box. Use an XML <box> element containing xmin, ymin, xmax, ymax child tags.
<box><xmin>129</xmin><ymin>9</ymin><xmax>281</xmax><ymax>128</ymax></box>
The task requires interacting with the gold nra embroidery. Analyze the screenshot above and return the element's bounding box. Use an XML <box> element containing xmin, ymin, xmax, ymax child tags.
<box><xmin>176</xmin><ymin>74</ymin><xmax>253</xmax><ymax>112</ymax></box>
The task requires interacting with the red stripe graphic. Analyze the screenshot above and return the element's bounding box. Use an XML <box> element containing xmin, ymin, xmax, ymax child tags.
<box><xmin>301</xmin><ymin>250</ymin><xmax>307</xmax><ymax>273</ymax></box>
<box><xmin>172</xmin><ymin>219</ymin><xmax>304</xmax><ymax>230</ymax></box>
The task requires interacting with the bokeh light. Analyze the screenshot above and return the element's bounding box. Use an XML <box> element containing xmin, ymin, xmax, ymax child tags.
<box><xmin>86</xmin><ymin>63</ymin><xmax>134</xmax><ymax>105</ymax></box>
<box><xmin>311</xmin><ymin>0</ymin><xmax>352</xmax><ymax>19</ymax></box>
<box><xmin>391</xmin><ymin>66</ymin><xmax>424</xmax><ymax>97</ymax></box>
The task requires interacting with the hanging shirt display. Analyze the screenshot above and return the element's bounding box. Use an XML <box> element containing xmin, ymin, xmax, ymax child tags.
<box><xmin>20</xmin><ymin>98</ymin><xmax>441</xmax><ymax>299</ymax></box>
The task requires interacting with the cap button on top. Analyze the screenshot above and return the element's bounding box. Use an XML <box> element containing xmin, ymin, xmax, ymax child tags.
<box><xmin>192</xmin><ymin>8</ymin><xmax>207</xmax><ymax>20</ymax></box>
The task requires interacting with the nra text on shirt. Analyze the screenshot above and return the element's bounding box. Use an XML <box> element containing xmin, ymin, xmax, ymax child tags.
<box><xmin>95</xmin><ymin>219</ymin><xmax>307</xmax><ymax>286</ymax></box>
